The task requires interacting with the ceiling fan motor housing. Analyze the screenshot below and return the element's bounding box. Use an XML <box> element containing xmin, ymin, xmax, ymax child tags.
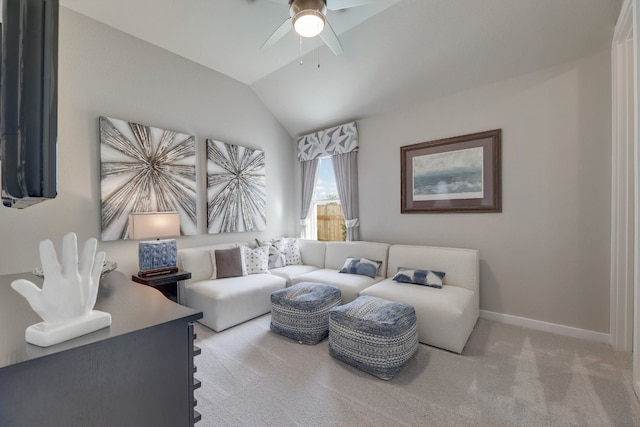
<box><xmin>289</xmin><ymin>0</ymin><xmax>327</xmax><ymax>18</ymax></box>
<box><xmin>260</xmin><ymin>0</ymin><xmax>344</xmax><ymax>54</ymax></box>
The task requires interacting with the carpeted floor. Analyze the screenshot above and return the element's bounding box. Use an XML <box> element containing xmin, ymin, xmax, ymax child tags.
<box><xmin>193</xmin><ymin>315</ymin><xmax>640</xmax><ymax>427</ymax></box>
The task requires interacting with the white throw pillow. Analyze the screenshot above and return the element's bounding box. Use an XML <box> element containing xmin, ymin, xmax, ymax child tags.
<box><xmin>283</xmin><ymin>239</ymin><xmax>302</xmax><ymax>266</ymax></box>
<box><xmin>242</xmin><ymin>246</ymin><xmax>270</xmax><ymax>275</ymax></box>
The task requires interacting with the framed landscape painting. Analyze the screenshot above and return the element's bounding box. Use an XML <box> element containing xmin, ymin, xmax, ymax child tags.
<box><xmin>401</xmin><ymin>129</ymin><xmax>501</xmax><ymax>213</ymax></box>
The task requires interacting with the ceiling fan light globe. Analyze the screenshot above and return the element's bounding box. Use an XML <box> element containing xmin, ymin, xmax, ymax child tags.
<box><xmin>293</xmin><ymin>11</ymin><xmax>325</xmax><ymax>37</ymax></box>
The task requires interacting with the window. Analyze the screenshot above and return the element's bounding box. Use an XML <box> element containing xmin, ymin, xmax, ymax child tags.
<box><xmin>309</xmin><ymin>158</ymin><xmax>345</xmax><ymax>241</ymax></box>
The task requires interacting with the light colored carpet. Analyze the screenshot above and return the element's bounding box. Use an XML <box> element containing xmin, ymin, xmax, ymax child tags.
<box><xmin>193</xmin><ymin>315</ymin><xmax>640</xmax><ymax>427</ymax></box>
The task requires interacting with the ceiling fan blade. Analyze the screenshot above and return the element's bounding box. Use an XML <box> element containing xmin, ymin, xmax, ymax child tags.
<box><xmin>319</xmin><ymin>21</ymin><xmax>344</xmax><ymax>55</ymax></box>
<box><xmin>326</xmin><ymin>0</ymin><xmax>379</xmax><ymax>11</ymax></box>
<box><xmin>260</xmin><ymin>17</ymin><xmax>293</xmax><ymax>50</ymax></box>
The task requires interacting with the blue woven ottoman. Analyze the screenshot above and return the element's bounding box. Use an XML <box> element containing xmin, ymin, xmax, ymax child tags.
<box><xmin>270</xmin><ymin>282</ymin><xmax>342</xmax><ymax>344</ymax></box>
<box><xmin>329</xmin><ymin>295</ymin><xmax>418</xmax><ymax>380</ymax></box>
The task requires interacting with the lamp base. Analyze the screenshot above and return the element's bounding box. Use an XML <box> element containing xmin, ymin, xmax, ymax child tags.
<box><xmin>138</xmin><ymin>266</ymin><xmax>179</xmax><ymax>278</ymax></box>
<box><xmin>138</xmin><ymin>239</ymin><xmax>178</xmax><ymax>275</ymax></box>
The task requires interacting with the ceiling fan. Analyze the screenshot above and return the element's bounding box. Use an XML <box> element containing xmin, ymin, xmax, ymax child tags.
<box><xmin>260</xmin><ymin>0</ymin><xmax>382</xmax><ymax>55</ymax></box>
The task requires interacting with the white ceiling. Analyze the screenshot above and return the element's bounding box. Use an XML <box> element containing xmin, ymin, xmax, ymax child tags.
<box><xmin>60</xmin><ymin>0</ymin><xmax>621</xmax><ymax>136</ymax></box>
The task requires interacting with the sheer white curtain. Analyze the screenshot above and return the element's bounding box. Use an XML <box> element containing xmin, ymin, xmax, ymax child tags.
<box><xmin>299</xmin><ymin>159</ymin><xmax>320</xmax><ymax>238</ymax></box>
<box><xmin>331</xmin><ymin>151</ymin><xmax>359</xmax><ymax>241</ymax></box>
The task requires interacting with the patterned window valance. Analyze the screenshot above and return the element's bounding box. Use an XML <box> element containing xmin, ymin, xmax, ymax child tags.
<box><xmin>297</xmin><ymin>121</ymin><xmax>358</xmax><ymax>162</ymax></box>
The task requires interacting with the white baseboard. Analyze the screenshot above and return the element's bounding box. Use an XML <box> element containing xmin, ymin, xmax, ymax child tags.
<box><xmin>479</xmin><ymin>310</ymin><xmax>612</xmax><ymax>346</ymax></box>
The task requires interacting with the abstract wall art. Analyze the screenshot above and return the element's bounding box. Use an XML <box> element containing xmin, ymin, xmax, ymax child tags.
<box><xmin>206</xmin><ymin>139</ymin><xmax>266</xmax><ymax>234</ymax></box>
<box><xmin>100</xmin><ymin>116</ymin><xmax>197</xmax><ymax>241</ymax></box>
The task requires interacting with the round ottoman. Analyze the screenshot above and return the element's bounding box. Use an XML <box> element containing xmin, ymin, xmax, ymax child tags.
<box><xmin>329</xmin><ymin>295</ymin><xmax>418</xmax><ymax>380</ymax></box>
<box><xmin>270</xmin><ymin>282</ymin><xmax>342</xmax><ymax>345</ymax></box>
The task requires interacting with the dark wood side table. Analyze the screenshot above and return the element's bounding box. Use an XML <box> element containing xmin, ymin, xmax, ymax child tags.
<box><xmin>132</xmin><ymin>270</ymin><xmax>192</xmax><ymax>303</ymax></box>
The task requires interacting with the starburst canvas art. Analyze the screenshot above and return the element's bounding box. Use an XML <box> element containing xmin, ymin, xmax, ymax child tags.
<box><xmin>207</xmin><ymin>139</ymin><xmax>266</xmax><ymax>234</ymax></box>
<box><xmin>100</xmin><ymin>116</ymin><xmax>197</xmax><ymax>241</ymax></box>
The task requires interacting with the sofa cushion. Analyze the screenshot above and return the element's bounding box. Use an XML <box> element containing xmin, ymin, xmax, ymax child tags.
<box><xmin>292</xmin><ymin>269</ymin><xmax>384</xmax><ymax>303</ymax></box>
<box><xmin>210</xmin><ymin>247</ymin><xmax>247</xmax><ymax>279</ymax></box>
<box><xmin>392</xmin><ymin>267</ymin><xmax>445</xmax><ymax>288</ymax></box>
<box><xmin>270</xmin><ymin>264</ymin><xmax>319</xmax><ymax>286</ymax></box>
<box><xmin>339</xmin><ymin>257</ymin><xmax>383</xmax><ymax>279</ymax></box>
<box><xmin>242</xmin><ymin>246</ymin><xmax>270</xmax><ymax>275</ymax></box>
<box><xmin>386</xmin><ymin>245</ymin><xmax>478</xmax><ymax>293</ymax></box>
<box><xmin>297</xmin><ymin>239</ymin><xmax>326</xmax><ymax>268</ymax></box>
<box><xmin>185</xmin><ymin>274</ymin><xmax>286</xmax><ymax>332</ymax></box>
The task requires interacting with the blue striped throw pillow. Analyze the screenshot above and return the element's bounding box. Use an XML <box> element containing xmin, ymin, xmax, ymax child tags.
<box><xmin>392</xmin><ymin>267</ymin><xmax>445</xmax><ymax>289</ymax></box>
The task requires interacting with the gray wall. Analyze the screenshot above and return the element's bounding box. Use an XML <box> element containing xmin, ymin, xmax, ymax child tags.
<box><xmin>0</xmin><ymin>8</ymin><xmax>296</xmax><ymax>277</ymax></box>
<box><xmin>0</xmin><ymin>7</ymin><xmax>612</xmax><ymax>334</ymax></box>
<box><xmin>354</xmin><ymin>50</ymin><xmax>611</xmax><ymax>333</ymax></box>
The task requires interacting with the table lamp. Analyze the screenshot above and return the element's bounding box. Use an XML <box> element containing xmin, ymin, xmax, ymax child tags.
<box><xmin>129</xmin><ymin>211</ymin><xmax>181</xmax><ymax>277</ymax></box>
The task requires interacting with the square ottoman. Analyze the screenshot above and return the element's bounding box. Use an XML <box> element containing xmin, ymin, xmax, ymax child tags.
<box><xmin>329</xmin><ymin>295</ymin><xmax>418</xmax><ymax>380</ymax></box>
<box><xmin>270</xmin><ymin>282</ymin><xmax>342</xmax><ymax>344</ymax></box>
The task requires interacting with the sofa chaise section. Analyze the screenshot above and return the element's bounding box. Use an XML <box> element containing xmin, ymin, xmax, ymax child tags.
<box><xmin>360</xmin><ymin>244</ymin><xmax>479</xmax><ymax>353</ymax></box>
<box><xmin>178</xmin><ymin>243</ymin><xmax>286</xmax><ymax>332</ymax></box>
<box><xmin>186</xmin><ymin>273</ymin><xmax>285</xmax><ymax>332</ymax></box>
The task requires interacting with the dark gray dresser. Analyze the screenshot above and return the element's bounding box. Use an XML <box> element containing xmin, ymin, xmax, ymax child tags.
<box><xmin>0</xmin><ymin>270</ymin><xmax>203</xmax><ymax>427</ymax></box>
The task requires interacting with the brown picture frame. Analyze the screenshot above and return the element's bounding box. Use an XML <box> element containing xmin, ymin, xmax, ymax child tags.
<box><xmin>401</xmin><ymin>129</ymin><xmax>502</xmax><ymax>213</ymax></box>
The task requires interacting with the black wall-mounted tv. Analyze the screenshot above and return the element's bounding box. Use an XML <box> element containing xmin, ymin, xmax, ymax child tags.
<box><xmin>1</xmin><ymin>0</ymin><xmax>58</xmax><ymax>208</ymax></box>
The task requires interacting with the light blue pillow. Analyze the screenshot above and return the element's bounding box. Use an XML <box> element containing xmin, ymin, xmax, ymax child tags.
<box><xmin>339</xmin><ymin>257</ymin><xmax>383</xmax><ymax>279</ymax></box>
<box><xmin>393</xmin><ymin>267</ymin><xmax>445</xmax><ymax>289</ymax></box>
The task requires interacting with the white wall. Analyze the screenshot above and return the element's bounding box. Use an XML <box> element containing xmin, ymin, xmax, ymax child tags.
<box><xmin>356</xmin><ymin>50</ymin><xmax>612</xmax><ymax>333</ymax></box>
<box><xmin>0</xmin><ymin>8</ymin><xmax>296</xmax><ymax>278</ymax></box>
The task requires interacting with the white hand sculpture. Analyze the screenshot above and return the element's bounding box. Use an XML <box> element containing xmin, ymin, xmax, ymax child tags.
<box><xmin>11</xmin><ymin>232</ymin><xmax>106</xmax><ymax>324</ymax></box>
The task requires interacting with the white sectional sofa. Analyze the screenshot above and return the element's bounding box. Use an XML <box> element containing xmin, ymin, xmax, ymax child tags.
<box><xmin>177</xmin><ymin>239</ymin><xmax>479</xmax><ymax>353</ymax></box>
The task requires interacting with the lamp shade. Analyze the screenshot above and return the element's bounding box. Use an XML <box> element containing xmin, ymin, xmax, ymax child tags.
<box><xmin>128</xmin><ymin>212</ymin><xmax>180</xmax><ymax>240</ymax></box>
<box><xmin>293</xmin><ymin>10</ymin><xmax>325</xmax><ymax>38</ymax></box>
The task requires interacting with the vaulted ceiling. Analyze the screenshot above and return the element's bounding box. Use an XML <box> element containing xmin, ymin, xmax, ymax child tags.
<box><xmin>61</xmin><ymin>0</ymin><xmax>621</xmax><ymax>136</ymax></box>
